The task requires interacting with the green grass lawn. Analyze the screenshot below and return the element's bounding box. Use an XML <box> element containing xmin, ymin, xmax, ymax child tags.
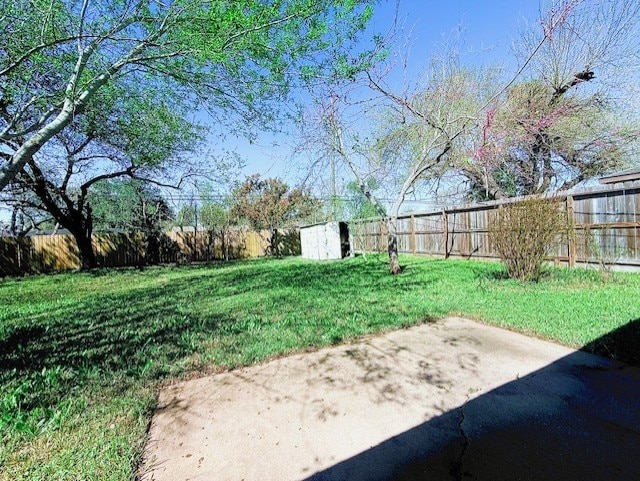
<box><xmin>1</xmin><ymin>255</ymin><xmax>639</xmax><ymax>480</ymax></box>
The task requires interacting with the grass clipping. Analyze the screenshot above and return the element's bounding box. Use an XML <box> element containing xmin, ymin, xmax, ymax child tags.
<box><xmin>489</xmin><ymin>197</ymin><xmax>571</xmax><ymax>281</ymax></box>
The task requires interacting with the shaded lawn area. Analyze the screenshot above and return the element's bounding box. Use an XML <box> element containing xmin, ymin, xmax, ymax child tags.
<box><xmin>1</xmin><ymin>255</ymin><xmax>639</xmax><ymax>480</ymax></box>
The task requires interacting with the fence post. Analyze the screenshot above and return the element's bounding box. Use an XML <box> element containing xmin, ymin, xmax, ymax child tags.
<box><xmin>17</xmin><ymin>238</ymin><xmax>23</xmax><ymax>272</ymax></box>
<box><xmin>410</xmin><ymin>215</ymin><xmax>416</xmax><ymax>255</ymax></box>
<box><xmin>442</xmin><ymin>210</ymin><xmax>449</xmax><ymax>258</ymax></box>
<box><xmin>566</xmin><ymin>195</ymin><xmax>576</xmax><ymax>268</ymax></box>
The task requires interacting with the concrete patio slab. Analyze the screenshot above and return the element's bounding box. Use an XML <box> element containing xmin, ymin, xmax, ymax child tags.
<box><xmin>139</xmin><ymin>317</ymin><xmax>640</xmax><ymax>481</ymax></box>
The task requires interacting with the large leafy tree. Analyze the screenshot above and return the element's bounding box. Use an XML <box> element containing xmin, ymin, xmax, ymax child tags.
<box><xmin>0</xmin><ymin>0</ymin><xmax>376</xmax><ymax>190</ymax></box>
<box><xmin>343</xmin><ymin>179</ymin><xmax>383</xmax><ymax>220</ymax></box>
<box><xmin>230</xmin><ymin>174</ymin><xmax>320</xmax><ymax>254</ymax></box>
<box><xmin>200</xmin><ymin>200</ymin><xmax>234</xmax><ymax>260</ymax></box>
<box><xmin>89</xmin><ymin>178</ymin><xmax>175</xmax><ymax>264</ymax></box>
<box><xmin>462</xmin><ymin>79</ymin><xmax>639</xmax><ymax>200</ymax></box>
<box><xmin>89</xmin><ymin>179</ymin><xmax>173</xmax><ymax>233</ymax></box>
<box><xmin>2</xmin><ymin>78</ymin><xmax>202</xmax><ymax>268</ymax></box>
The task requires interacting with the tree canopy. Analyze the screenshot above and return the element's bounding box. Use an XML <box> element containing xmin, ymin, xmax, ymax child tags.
<box><xmin>461</xmin><ymin>78</ymin><xmax>637</xmax><ymax>200</ymax></box>
<box><xmin>0</xmin><ymin>0</ymin><xmax>376</xmax><ymax>190</ymax></box>
<box><xmin>0</xmin><ymin>77</ymin><xmax>203</xmax><ymax>268</ymax></box>
<box><xmin>89</xmin><ymin>179</ymin><xmax>173</xmax><ymax>233</ymax></box>
<box><xmin>459</xmin><ymin>0</ymin><xmax>640</xmax><ymax>199</ymax></box>
<box><xmin>230</xmin><ymin>174</ymin><xmax>320</xmax><ymax>231</ymax></box>
<box><xmin>298</xmin><ymin>0</ymin><xmax>640</xmax><ymax>274</ymax></box>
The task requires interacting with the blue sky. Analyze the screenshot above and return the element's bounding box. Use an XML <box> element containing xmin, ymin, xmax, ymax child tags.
<box><xmin>230</xmin><ymin>0</ymin><xmax>545</xmax><ymax>186</ymax></box>
<box><xmin>0</xmin><ymin>1</ymin><xmax>547</xmax><ymax>223</ymax></box>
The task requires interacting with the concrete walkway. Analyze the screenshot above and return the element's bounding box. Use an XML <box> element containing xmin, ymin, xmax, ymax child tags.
<box><xmin>140</xmin><ymin>317</ymin><xmax>640</xmax><ymax>481</ymax></box>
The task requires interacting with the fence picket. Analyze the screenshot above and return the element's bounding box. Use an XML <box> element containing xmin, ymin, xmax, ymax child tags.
<box><xmin>0</xmin><ymin>229</ymin><xmax>290</xmax><ymax>275</ymax></box>
<box><xmin>351</xmin><ymin>181</ymin><xmax>640</xmax><ymax>270</ymax></box>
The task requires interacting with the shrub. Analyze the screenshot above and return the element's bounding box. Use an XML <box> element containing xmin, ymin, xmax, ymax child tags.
<box><xmin>489</xmin><ymin>197</ymin><xmax>570</xmax><ymax>281</ymax></box>
<box><xmin>581</xmin><ymin>225</ymin><xmax>629</xmax><ymax>281</ymax></box>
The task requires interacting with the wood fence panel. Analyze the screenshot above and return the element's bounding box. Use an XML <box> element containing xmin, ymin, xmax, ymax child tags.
<box><xmin>0</xmin><ymin>228</ymin><xmax>298</xmax><ymax>276</ymax></box>
<box><xmin>0</xmin><ymin>238</ymin><xmax>30</xmax><ymax>275</ymax></box>
<box><xmin>244</xmin><ymin>231</ymin><xmax>269</xmax><ymax>258</ymax></box>
<box><xmin>475</xmin><ymin>209</ymin><xmax>492</xmax><ymax>258</ymax></box>
<box><xmin>572</xmin><ymin>184</ymin><xmax>640</xmax><ymax>265</ymax></box>
<box><xmin>396</xmin><ymin>218</ymin><xmax>412</xmax><ymax>253</ymax></box>
<box><xmin>33</xmin><ymin>234</ymin><xmax>80</xmax><ymax>271</ymax></box>
<box><xmin>94</xmin><ymin>233</ymin><xmax>145</xmax><ymax>267</ymax></box>
<box><xmin>413</xmin><ymin>213</ymin><xmax>441</xmax><ymax>256</ymax></box>
<box><xmin>449</xmin><ymin>210</ymin><xmax>473</xmax><ymax>258</ymax></box>
<box><xmin>413</xmin><ymin>216</ymin><xmax>433</xmax><ymax>255</ymax></box>
<box><xmin>350</xmin><ymin>181</ymin><xmax>640</xmax><ymax>270</ymax></box>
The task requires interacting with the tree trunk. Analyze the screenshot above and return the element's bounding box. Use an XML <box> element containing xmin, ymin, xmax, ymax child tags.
<box><xmin>0</xmin><ymin>100</ymin><xmax>77</xmax><ymax>191</ymax></box>
<box><xmin>145</xmin><ymin>231</ymin><xmax>160</xmax><ymax>265</ymax></box>
<box><xmin>69</xmin><ymin>205</ymin><xmax>96</xmax><ymax>270</ymax></box>
<box><xmin>270</xmin><ymin>228</ymin><xmax>280</xmax><ymax>257</ymax></box>
<box><xmin>387</xmin><ymin>218</ymin><xmax>401</xmax><ymax>275</ymax></box>
<box><xmin>222</xmin><ymin>230</ymin><xmax>229</xmax><ymax>261</ymax></box>
<box><xmin>71</xmin><ymin>228</ymin><xmax>97</xmax><ymax>269</ymax></box>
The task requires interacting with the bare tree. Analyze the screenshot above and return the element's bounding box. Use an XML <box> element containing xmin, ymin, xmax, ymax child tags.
<box><xmin>300</xmin><ymin>0</ymin><xmax>592</xmax><ymax>274</ymax></box>
<box><xmin>459</xmin><ymin>0</ymin><xmax>640</xmax><ymax>200</ymax></box>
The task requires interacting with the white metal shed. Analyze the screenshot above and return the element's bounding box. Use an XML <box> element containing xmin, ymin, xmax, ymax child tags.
<box><xmin>300</xmin><ymin>221</ymin><xmax>349</xmax><ymax>260</ymax></box>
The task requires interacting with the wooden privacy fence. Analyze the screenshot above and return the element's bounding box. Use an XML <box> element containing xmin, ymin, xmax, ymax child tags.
<box><xmin>0</xmin><ymin>229</ymin><xmax>301</xmax><ymax>276</ymax></box>
<box><xmin>351</xmin><ymin>181</ymin><xmax>640</xmax><ymax>270</ymax></box>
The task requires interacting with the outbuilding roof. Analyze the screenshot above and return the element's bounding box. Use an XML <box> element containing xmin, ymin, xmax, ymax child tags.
<box><xmin>599</xmin><ymin>166</ymin><xmax>640</xmax><ymax>184</ymax></box>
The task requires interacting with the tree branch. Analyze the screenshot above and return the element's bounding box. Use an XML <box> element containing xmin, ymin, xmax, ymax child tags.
<box><xmin>0</xmin><ymin>36</ymin><xmax>87</xmax><ymax>78</ymax></box>
<box><xmin>221</xmin><ymin>8</ymin><xmax>313</xmax><ymax>50</ymax></box>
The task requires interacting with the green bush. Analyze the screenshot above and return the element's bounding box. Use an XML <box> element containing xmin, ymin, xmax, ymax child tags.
<box><xmin>489</xmin><ymin>197</ymin><xmax>570</xmax><ymax>281</ymax></box>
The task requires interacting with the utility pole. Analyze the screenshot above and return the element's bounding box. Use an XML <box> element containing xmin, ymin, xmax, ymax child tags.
<box><xmin>329</xmin><ymin>92</ymin><xmax>339</xmax><ymax>220</ymax></box>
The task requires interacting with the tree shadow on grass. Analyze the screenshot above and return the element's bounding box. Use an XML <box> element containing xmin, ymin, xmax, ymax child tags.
<box><xmin>0</xmin><ymin>257</ymin><xmax>441</xmax><ymax>420</ymax></box>
<box><xmin>0</xmin><ymin>259</ymin><xmax>388</xmax><ymax>395</ymax></box>
<box><xmin>209</xmin><ymin>256</ymin><xmax>442</xmax><ymax>295</ymax></box>
<box><xmin>473</xmin><ymin>269</ymin><xmax>511</xmax><ymax>281</ymax></box>
<box><xmin>0</xmin><ymin>278</ymin><xmax>236</xmax><ymax>414</ymax></box>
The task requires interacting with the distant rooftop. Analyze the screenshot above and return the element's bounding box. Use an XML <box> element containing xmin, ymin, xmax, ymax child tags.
<box><xmin>599</xmin><ymin>166</ymin><xmax>640</xmax><ymax>185</ymax></box>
